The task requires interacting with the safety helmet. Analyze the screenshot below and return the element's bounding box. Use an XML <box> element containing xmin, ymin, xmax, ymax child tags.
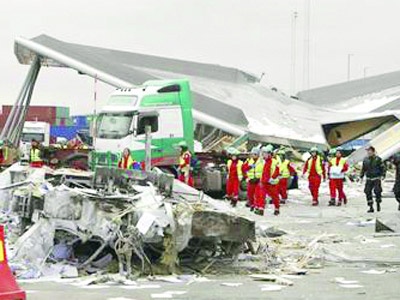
<box><xmin>178</xmin><ymin>141</ymin><xmax>187</xmax><ymax>147</ymax></box>
<box><xmin>328</xmin><ymin>148</ymin><xmax>336</xmax><ymax>155</ymax></box>
<box><xmin>261</xmin><ymin>145</ymin><xmax>274</xmax><ymax>153</ymax></box>
<box><xmin>251</xmin><ymin>147</ymin><xmax>261</xmax><ymax>155</ymax></box>
<box><xmin>226</xmin><ymin>147</ymin><xmax>240</xmax><ymax>155</ymax></box>
<box><xmin>278</xmin><ymin>149</ymin><xmax>286</xmax><ymax>155</ymax></box>
<box><xmin>310</xmin><ymin>147</ymin><xmax>319</xmax><ymax>153</ymax></box>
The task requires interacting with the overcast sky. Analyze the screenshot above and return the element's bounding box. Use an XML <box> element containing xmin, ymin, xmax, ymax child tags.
<box><xmin>1</xmin><ymin>0</ymin><xmax>400</xmax><ymax>114</ymax></box>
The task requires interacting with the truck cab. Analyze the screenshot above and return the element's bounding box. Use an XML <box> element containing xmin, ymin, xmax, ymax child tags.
<box><xmin>93</xmin><ymin>79</ymin><xmax>194</xmax><ymax>167</ymax></box>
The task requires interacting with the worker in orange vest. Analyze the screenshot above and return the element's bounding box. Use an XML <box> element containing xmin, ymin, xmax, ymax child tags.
<box><xmin>303</xmin><ymin>147</ymin><xmax>326</xmax><ymax>206</ymax></box>
<box><xmin>225</xmin><ymin>147</ymin><xmax>243</xmax><ymax>207</ymax></box>
<box><xmin>255</xmin><ymin>145</ymin><xmax>280</xmax><ymax>216</ymax></box>
<box><xmin>118</xmin><ymin>148</ymin><xmax>136</xmax><ymax>169</ymax></box>
<box><xmin>178</xmin><ymin>141</ymin><xmax>194</xmax><ymax>187</ymax></box>
<box><xmin>328</xmin><ymin>147</ymin><xmax>349</xmax><ymax>206</ymax></box>
<box><xmin>277</xmin><ymin>149</ymin><xmax>296</xmax><ymax>204</ymax></box>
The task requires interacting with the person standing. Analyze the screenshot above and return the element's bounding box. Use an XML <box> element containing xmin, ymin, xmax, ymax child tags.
<box><xmin>255</xmin><ymin>145</ymin><xmax>280</xmax><ymax>216</ymax></box>
<box><xmin>225</xmin><ymin>148</ymin><xmax>243</xmax><ymax>207</ymax></box>
<box><xmin>360</xmin><ymin>146</ymin><xmax>386</xmax><ymax>213</ymax></box>
<box><xmin>178</xmin><ymin>141</ymin><xmax>194</xmax><ymax>187</ymax></box>
<box><xmin>29</xmin><ymin>139</ymin><xmax>43</xmax><ymax>168</ymax></box>
<box><xmin>303</xmin><ymin>147</ymin><xmax>326</xmax><ymax>206</ymax></box>
<box><xmin>118</xmin><ymin>148</ymin><xmax>136</xmax><ymax>169</ymax></box>
<box><xmin>242</xmin><ymin>147</ymin><xmax>263</xmax><ymax>211</ymax></box>
<box><xmin>328</xmin><ymin>147</ymin><xmax>349</xmax><ymax>206</ymax></box>
<box><xmin>277</xmin><ymin>149</ymin><xmax>296</xmax><ymax>204</ymax></box>
<box><xmin>392</xmin><ymin>153</ymin><xmax>400</xmax><ymax>211</ymax></box>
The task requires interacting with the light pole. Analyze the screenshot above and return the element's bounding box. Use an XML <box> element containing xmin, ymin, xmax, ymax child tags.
<box><xmin>290</xmin><ymin>11</ymin><xmax>298</xmax><ymax>95</ymax></box>
<box><xmin>347</xmin><ymin>53</ymin><xmax>354</xmax><ymax>81</ymax></box>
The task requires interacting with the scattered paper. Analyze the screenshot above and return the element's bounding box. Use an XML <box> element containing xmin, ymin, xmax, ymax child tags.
<box><xmin>361</xmin><ymin>269</ymin><xmax>386</xmax><ymax>275</ymax></box>
<box><xmin>380</xmin><ymin>244</ymin><xmax>396</xmax><ymax>249</ymax></box>
<box><xmin>152</xmin><ymin>276</ymin><xmax>184</xmax><ymax>283</ymax></box>
<box><xmin>339</xmin><ymin>284</ymin><xmax>364</xmax><ymax>289</ymax></box>
<box><xmin>136</xmin><ymin>213</ymin><xmax>156</xmax><ymax>235</ymax></box>
<box><xmin>335</xmin><ymin>277</ymin><xmax>359</xmax><ymax>285</ymax></box>
<box><xmin>250</xmin><ymin>274</ymin><xmax>293</xmax><ymax>286</ymax></box>
<box><xmin>151</xmin><ymin>291</ymin><xmax>187</xmax><ymax>299</ymax></box>
<box><xmin>82</xmin><ymin>285</ymin><xmax>110</xmax><ymax>289</ymax></box>
<box><xmin>260</xmin><ymin>284</ymin><xmax>284</xmax><ymax>292</ymax></box>
<box><xmin>221</xmin><ymin>282</ymin><xmax>243</xmax><ymax>287</ymax></box>
<box><xmin>120</xmin><ymin>284</ymin><xmax>161</xmax><ymax>290</ymax></box>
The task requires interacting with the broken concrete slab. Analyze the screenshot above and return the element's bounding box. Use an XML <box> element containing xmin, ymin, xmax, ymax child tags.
<box><xmin>376</xmin><ymin>215</ymin><xmax>400</xmax><ymax>233</ymax></box>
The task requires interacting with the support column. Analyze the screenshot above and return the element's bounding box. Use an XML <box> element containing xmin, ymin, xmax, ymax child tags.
<box><xmin>0</xmin><ymin>56</ymin><xmax>41</xmax><ymax>146</ymax></box>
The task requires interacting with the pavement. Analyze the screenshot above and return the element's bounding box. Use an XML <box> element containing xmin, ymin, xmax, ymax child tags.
<box><xmin>18</xmin><ymin>179</ymin><xmax>400</xmax><ymax>300</ymax></box>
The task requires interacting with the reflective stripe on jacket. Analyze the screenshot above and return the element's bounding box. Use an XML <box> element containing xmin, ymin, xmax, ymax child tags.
<box><xmin>179</xmin><ymin>151</ymin><xmax>192</xmax><ymax>174</ymax></box>
<box><xmin>329</xmin><ymin>157</ymin><xmax>347</xmax><ymax>179</ymax></box>
<box><xmin>305</xmin><ymin>156</ymin><xmax>323</xmax><ymax>176</ymax></box>
<box><xmin>247</xmin><ymin>158</ymin><xmax>264</xmax><ymax>180</ymax></box>
<box><xmin>227</xmin><ymin>159</ymin><xmax>243</xmax><ymax>180</ymax></box>
<box><xmin>279</xmin><ymin>159</ymin><xmax>291</xmax><ymax>178</ymax></box>
<box><xmin>118</xmin><ymin>155</ymin><xmax>135</xmax><ymax>169</ymax></box>
<box><xmin>30</xmin><ymin>148</ymin><xmax>42</xmax><ymax>163</ymax></box>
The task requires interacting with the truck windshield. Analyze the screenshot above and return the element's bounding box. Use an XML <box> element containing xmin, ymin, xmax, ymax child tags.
<box><xmin>97</xmin><ymin>112</ymin><xmax>134</xmax><ymax>139</ymax></box>
<box><xmin>22</xmin><ymin>133</ymin><xmax>45</xmax><ymax>143</ymax></box>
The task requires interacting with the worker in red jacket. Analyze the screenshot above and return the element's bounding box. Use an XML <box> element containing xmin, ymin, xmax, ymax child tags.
<box><xmin>328</xmin><ymin>147</ymin><xmax>349</xmax><ymax>206</ymax></box>
<box><xmin>225</xmin><ymin>147</ymin><xmax>243</xmax><ymax>207</ymax></box>
<box><xmin>255</xmin><ymin>145</ymin><xmax>280</xmax><ymax>216</ymax></box>
<box><xmin>303</xmin><ymin>147</ymin><xmax>326</xmax><ymax>206</ymax></box>
<box><xmin>178</xmin><ymin>141</ymin><xmax>194</xmax><ymax>187</ymax></box>
<box><xmin>277</xmin><ymin>149</ymin><xmax>296</xmax><ymax>204</ymax></box>
<box><xmin>242</xmin><ymin>147</ymin><xmax>263</xmax><ymax>210</ymax></box>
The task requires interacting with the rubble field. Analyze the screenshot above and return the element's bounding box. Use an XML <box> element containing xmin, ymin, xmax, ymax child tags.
<box><xmin>1</xmin><ymin>163</ymin><xmax>400</xmax><ymax>299</ymax></box>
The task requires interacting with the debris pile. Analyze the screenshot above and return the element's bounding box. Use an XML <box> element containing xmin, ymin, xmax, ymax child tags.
<box><xmin>0</xmin><ymin>163</ymin><xmax>256</xmax><ymax>279</ymax></box>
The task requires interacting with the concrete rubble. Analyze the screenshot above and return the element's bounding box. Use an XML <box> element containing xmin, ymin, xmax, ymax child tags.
<box><xmin>0</xmin><ymin>163</ymin><xmax>256</xmax><ymax>279</ymax></box>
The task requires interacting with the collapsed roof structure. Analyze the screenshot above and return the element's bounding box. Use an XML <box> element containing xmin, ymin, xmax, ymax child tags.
<box><xmin>298</xmin><ymin>71</ymin><xmax>400</xmax><ymax>162</ymax></box>
<box><xmin>3</xmin><ymin>34</ymin><xmax>399</xmax><ymax>152</ymax></box>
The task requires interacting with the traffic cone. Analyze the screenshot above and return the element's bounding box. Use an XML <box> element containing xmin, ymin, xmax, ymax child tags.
<box><xmin>0</xmin><ymin>225</ymin><xmax>26</xmax><ymax>300</ymax></box>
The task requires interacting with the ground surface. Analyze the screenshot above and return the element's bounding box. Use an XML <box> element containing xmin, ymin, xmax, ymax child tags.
<box><xmin>18</xmin><ymin>179</ymin><xmax>400</xmax><ymax>300</ymax></box>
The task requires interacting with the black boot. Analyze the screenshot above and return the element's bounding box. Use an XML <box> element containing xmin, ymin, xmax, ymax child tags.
<box><xmin>254</xmin><ymin>208</ymin><xmax>264</xmax><ymax>216</ymax></box>
<box><xmin>328</xmin><ymin>199</ymin><xmax>335</xmax><ymax>206</ymax></box>
<box><xmin>367</xmin><ymin>205</ymin><xmax>374</xmax><ymax>213</ymax></box>
<box><xmin>274</xmin><ymin>209</ymin><xmax>280</xmax><ymax>216</ymax></box>
<box><xmin>231</xmin><ymin>198</ymin><xmax>238</xmax><ymax>207</ymax></box>
<box><xmin>377</xmin><ymin>202</ymin><xmax>381</xmax><ymax>212</ymax></box>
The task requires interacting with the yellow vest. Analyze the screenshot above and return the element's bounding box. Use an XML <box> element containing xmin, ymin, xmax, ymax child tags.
<box><xmin>227</xmin><ymin>159</ymin><xmax>243</xmax><ymax>179</ymax></box>
<box><xmin>179</xmin><ymin>151</ymin><xmax>191</xmax><ymax>174</ymax></box>
<box><xmin>119</xmin><ymin>155</ymin><xmax>134</xmax><ymax>169</ymax></box>
<box><xmin>306</xmin><ymin>156</ymin><xmax>323</xmax><ymax>175</ymax></box>
<box><xmin>329</xmin><ymin>157</ymin><xmax>347</xmax><ymax>179</ymax></box>
<box><xmin>247</xmin><ymin>158</ymin><xmax>264</xmax><ymax>180</ymax></box>
<box><xmin>330</xmin><ymin>157</ymin><xmax>347</xmax><ymax>168</ymax></box>
<box><xmin>279</xmin><ymin>159</ymin><xmax>291</xmax><ymax>178</ymax></box>
<box><xmin>30</xmin><ymin>148</ymin><xmax>42</xmax><ymax>162</ymax></box>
